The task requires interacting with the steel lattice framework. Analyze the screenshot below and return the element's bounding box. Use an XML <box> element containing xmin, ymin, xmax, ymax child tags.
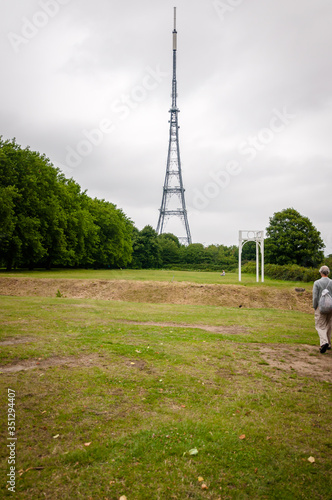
<box><xmin>156</xmin><ymin>7</ymin><xmax>192</xmax><ymax>245</ymax></box>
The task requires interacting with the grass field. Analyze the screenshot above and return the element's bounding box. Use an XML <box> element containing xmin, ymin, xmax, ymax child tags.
<box><xmin>0</xmin><ymin>270</ymin><xmax>331</xmax><ymax>499</ymax></box>
<box><xmin>0</xmin><ymin>268</ymin><xmax>314</xmax><ymax>289</ymax></box>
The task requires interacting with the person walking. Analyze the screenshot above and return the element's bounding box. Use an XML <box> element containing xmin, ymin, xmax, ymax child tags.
<box><xmin>312</xmin><ymin>265</ymin><xmax>332</xmax><ymax>353</ymax></box>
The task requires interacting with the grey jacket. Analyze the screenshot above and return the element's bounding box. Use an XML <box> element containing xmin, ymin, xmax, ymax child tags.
<box><xmin>312</xmin><ymin>277</ymin><xmax>332</xmax><ymax>309</ymax></box>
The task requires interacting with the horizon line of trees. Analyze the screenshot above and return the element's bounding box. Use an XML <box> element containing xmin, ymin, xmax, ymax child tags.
<box><xmin>0</xmin><ymin>138</ymin><xmax>329</xmax><ymax>274</ymax></box>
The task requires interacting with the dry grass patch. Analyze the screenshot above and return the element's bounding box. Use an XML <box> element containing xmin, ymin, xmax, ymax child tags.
<box><xmin>0</xmin><ymin>276</ymin><xmax>312</xmax><ymax>312</ymax></box>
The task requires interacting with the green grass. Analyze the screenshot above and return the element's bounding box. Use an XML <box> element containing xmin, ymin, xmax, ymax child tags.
<box><xmin>0</xmin><ymin>268</ymin><xmax>314</xmax><ymax>289</ymax></box>
<box><xmin>0</xmin><ymin>294</ymin><xmax>331</xmax><ymax>499</ymax></box>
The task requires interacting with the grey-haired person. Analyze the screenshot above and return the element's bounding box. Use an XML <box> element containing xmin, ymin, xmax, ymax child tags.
<box><xmin>312</xmin><ymin>265</ymin><xmax>332</xmax><ymax>353</ymax></box>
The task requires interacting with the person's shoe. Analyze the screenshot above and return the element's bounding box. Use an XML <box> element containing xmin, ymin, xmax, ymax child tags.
<box><xmin>320</xmin><ymin>343</ymin><xmax>329</xmax><ymax>354</ymax></box>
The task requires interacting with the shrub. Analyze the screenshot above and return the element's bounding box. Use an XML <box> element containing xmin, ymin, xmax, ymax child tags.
<box><xmin>241</xmin><ymin>262</ymin><xmax>320</xmax><ymax>282</ymax></box>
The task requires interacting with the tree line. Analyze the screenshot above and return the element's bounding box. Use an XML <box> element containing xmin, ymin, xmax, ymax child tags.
<box><xmin>0</xmin><ymin>138</ymin><xmax>327</xmax><ymax>274</ymax></box>
<box><xmin>131</xmin><ymin>227</ymin><xmax>238</xmax><ymax>270</ymax></box>
<box><xmin>0</xmin><ymin>138</ymin><xmax>133</xmax><ymax>270</ymax></box>
<box><xmin>0</xmin><ymin>138</ymin><xmax>238</xmax><ymax>271</ymax></box>
<box><xmin>132</xmin><ymin>207</ymin><xmax>327</xmax><ymax>272</ymax></box>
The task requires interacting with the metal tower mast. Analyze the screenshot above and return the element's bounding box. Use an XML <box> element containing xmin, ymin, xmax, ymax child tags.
<box><xmin>156</xmin><ymin>7</ymin><xmax>192</xmax><ymax>245</ymax></box>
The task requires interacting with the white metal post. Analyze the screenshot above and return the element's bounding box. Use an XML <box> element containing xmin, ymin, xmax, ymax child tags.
<box><xmin>238</xmin><ymin>230</ymin><xmax>264</xmax><ymax>283</ymax></box>
<box><xmin>261</xmin><ymin>236</ymin><xmax>264</xmax><ymax>282</ymax></box>
<box><xmin>238</xmin><ymin>231</ymin><xmax>242</xmax><ymax>282</ymax></box>
<box><xmin>256</xmin><ymin>240</ymin><xmax>259</xmax><ymax>282</ymax></box>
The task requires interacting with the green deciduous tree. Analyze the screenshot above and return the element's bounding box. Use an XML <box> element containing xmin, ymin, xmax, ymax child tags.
<box><xmin>131</xmin><ymin>226</ymin><xmax>162</xmax><ymax>269</ymax></box>
<box><xmin>158</xmin><ymin>233</ymin><xmax>181</xmax><ymax>265</ymax></box>
<box><xmin>0</xmin><ymin>138</ymin><xmax>65</xmax><ymax>269</ymax></box>
<box><xmin>215</xmin><ymin>244</ymin><xmax>238</xmax><ymax>269</ymax></box>
<box><xmin>0</xmin><ymin>185</ymin><xmax>20</xmax><ymax>270</ymax></box>
<box><xmin>265</xmin><ymin>208</ymin><xmax>324</xmax><ymax>267</ymax></box>
<box><xmin>181</xmin><ymin>243</ymin><xmax>206</xmax><ymax>265</ymax></box>
<box><xmin>241</xmin><ymin>241</ymin><xmax>256</xmax><ymax>262</ymax></box>
<box><xmin>87</xmin><ymin>197</ymin><xmax>133</xmax><ymax>268</ymax></box>
<box><xmin>0</xmin><ymin>137</ymin><xmax>134</xmax><ymax>270</ymax></box>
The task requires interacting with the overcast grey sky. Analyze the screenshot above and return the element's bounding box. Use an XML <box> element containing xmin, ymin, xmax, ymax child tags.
<box><xmin>1</xmin><ymin>0</ymin><xmax>332</xmax><ymax>253</ymax></box>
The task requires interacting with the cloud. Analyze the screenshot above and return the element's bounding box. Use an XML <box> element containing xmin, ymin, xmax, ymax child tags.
<box><xmin>1</xmin><ymin>0</ymin><xmax>331</xmax><ymax>253</ymax></box>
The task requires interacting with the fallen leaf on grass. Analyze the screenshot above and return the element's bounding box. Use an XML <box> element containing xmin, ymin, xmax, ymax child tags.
<box><xmin>308</xmin><ymin>456</ymin><xmax>315</xmax><ymax>463</ymax></box>
<box><xmin>53</xmin><ymin>434</ymin><xmax>59</xmax><ymax>439</ymax></box>
<box><xmin>189</xmin><ymin>448</ymin><xmax>198</xmax><ymax>455</ymax></box>
<box><xmin>266</xmin><ymin>436</ymin><xmax>272</xmax><ymax>440</ymax></box>
<box><xmin>84</xmin><ymin>442</ymin><xmax>91</xmax><ymax>447</ymax></box>
<box><xmin>119</xmin><ymin>496</ymin><xmax>127</xmax><ymax>500</ymax></box>
<box><xmin>201</xmin><ymin>483</ymin><xmax>208</xmax><ymax>490</ymax></box>
<box><xmin>198</xmin><ymin>476</ymin><xmax>204</xmax><ymax>482</ymax></box>
<box><xmin>239</xmin><ymin>434</ymin><xmax>246</xmax><ymax>440</ymax></box>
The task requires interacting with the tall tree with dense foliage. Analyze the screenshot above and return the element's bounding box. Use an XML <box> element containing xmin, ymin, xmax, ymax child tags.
<box><xmin>131</xmin><ymin>226</ymin><xmax>162</xmax><ymax>269</ymax></box>
<box><xmin>0</xmin><ymin>138</ymin><xmax>67</xmax><ymax>269</ymax></box>
<box><xmin>0</xmin><ymin>137</ymin><xmax>133</xmax><ymax>269</ymax></box>
<box><xmin>265</xmin><ymin>208</ymin><xmax>324</xmax><ymax>267</ymax></box>
<box><xmin>158</xmin><ymin>233</ymin><xmax>181</xmax><ymax>265</ymax></box>
<box><xmin>241</xmin><ymin>241</ymin><xmax>256</xmax><ymax>262</ymax></box>
<box><xmin>87</xmin><ymin>197</ymin><xmax>133</xmax><ymax>268</ymax></box>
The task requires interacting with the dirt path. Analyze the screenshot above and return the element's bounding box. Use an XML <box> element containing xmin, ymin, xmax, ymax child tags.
<box><xmin>0</xmin><ymin>338</ymin><xmax>330</xmax><ymax>382</ymax></box>
<box><xmin>0</xmin><ymin>277</ymin><xmax>313</xmax><ymax>312</ymax></box>
<box><xmin>108</xmin><ymin>319</ymin><xmax>249</xmax><ymax>334</ymax></box>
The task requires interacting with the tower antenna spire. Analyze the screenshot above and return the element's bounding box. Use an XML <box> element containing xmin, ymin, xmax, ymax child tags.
<box><xmin>172</xmin><ymin>7</ymin><xmax>177</xmax><ymax>52</ymax></box>
<box><xmin>156</xmin><ymin>7</ymin><xmax>192</xmax><ymax>245</ymax></box>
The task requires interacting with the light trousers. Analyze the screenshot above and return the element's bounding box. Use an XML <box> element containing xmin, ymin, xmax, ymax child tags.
<box><xmin>314</xmin><ymin>308</ymin><xmax>332</xmax><ymax>347</ymax></box>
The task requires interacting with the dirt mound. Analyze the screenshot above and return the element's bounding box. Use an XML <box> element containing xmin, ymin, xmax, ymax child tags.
<box><xmin>0</xmin><ymin>277</ymin><xmax>312</xmax><ymax>312</ymax></box>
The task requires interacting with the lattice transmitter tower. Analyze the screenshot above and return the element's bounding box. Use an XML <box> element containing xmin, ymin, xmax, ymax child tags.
<box><xmin>156</xmin><ymin>7</ymin><xmax>192</xmax><ymax>245</ymax></box>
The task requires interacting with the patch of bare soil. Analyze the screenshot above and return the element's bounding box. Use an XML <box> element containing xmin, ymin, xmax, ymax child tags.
<box><xmin>0</xmin><ymin>354</ymin><xmax>101</xmax><ymax>373</ymax></box>
<box><xmin>1</xmin><ymin>344</ymin><xmax>330</xmax><ymax>384</ymax></box>
<box><xmin>0</xmin><ymin>277</ymin><xmax>312</xmax><ymax>312</ymax></box>
<box><xmin>124</xmin><ymin>358</ymin><xmax>147</xmax><ymax>370</ymax></box>
<box><xmin>0</xmin><ymin>353</ymin><xmax>151</xmax><ymax>374</ymax></box>
<box><xmin>259</xmin><ymin>344</ymin><xmax>331</xmax><ymax>383</ymax></box>
<box><xmin>110</xmin><ymin>319</ymin><xmax>248</xmax><ymax>335</ymax></box>
<box><xmin>0</xmin><ymin>336</ymin><xmax>35</xmax><ymax>346</ymax></box>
